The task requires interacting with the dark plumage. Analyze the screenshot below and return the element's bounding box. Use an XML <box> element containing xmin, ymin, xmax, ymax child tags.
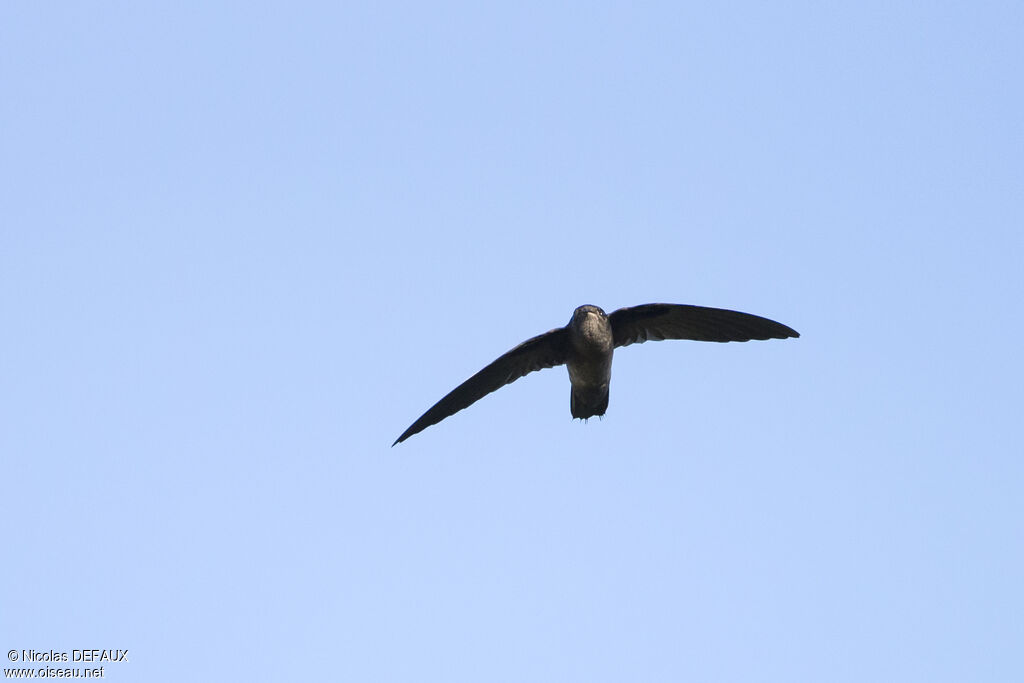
<box><xmin>393</xmin><ymin>303</ymin><xmax>799</xmax><ymax>445</ymax></box>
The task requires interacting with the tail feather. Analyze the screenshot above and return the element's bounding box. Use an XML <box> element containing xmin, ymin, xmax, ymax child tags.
<box><xmin>571</xmin><ymin>385</ymin><xmax>609</xmax><ymax>420</ymax></box>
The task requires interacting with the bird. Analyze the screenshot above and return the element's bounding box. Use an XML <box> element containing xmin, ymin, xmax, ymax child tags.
<box><xmin>393</xmin><ymin>303</ymin><xmax>799</xmax><ymax>445</ymax></box>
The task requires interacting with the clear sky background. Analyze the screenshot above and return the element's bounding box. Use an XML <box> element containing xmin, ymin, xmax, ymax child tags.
<box><xmin>2</xmin><ymin>2</ymin><xmax>1022</xmax><ymax>681</ymax></box>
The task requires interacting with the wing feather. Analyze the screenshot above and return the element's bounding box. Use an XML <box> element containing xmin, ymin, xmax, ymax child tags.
<box><xmin>393</xmin><ymin>327</ymin><xmax>570</xmax><ymax>445</ymax></box>
<box><xmin>609</xmin><ymin>304</ymin><xmax>799</xmax><ymax>347</ymax></box>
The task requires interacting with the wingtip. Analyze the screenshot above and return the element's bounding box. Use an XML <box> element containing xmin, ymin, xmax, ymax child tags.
<box><xmin>774</xmin><ymin>323</ymin><xmax>800</xmax><ymax>340</ymax></box>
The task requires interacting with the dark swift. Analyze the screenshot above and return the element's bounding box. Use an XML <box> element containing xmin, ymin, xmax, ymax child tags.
<box><xmin>393</xmin><ymin>303</ymin><xmax>799</xmax><ymax>445</ymax></box>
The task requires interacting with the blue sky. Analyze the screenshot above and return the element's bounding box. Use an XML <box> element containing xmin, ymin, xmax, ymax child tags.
<box><xmin>2</xmin><ymin>2</ymin><xmax>1022</xmax><ymax>681</ymax></box>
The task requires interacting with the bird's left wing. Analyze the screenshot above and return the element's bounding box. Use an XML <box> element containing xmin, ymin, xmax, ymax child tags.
<box><xmin>609</xmin><ymin>303</ymin><xmax>799</xmax><ymax>347</ymax></box>
<box><xmin>393</xmin><ymin>327</ymin><xmax>570</xmax><ymax>445</ymax></box>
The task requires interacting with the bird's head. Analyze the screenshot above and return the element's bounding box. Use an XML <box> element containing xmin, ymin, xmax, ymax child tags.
<box><xmin>571</xmin><ymin>305</ymin><xmax>607</xmax><ymax>324</ymax></box>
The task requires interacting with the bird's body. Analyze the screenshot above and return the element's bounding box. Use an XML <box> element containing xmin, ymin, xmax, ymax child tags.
<box><xmin>566</xmin><ymin>305</ymin><xmax>614</xmax><ymax>419</ymax></box>
<box><xmin>393</xmin><ymin>303</ymin><xmax>799</xmax><ymax>445</ymax></box>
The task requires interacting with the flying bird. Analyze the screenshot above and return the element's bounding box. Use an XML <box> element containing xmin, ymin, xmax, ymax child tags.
<box><xmin>393</xmin><ymin>303</ymin><xmax>799</xmax><ymax>445</ymax></box>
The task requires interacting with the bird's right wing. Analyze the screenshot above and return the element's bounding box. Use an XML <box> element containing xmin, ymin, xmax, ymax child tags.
<box><xmin>609</xmin><ymin>303</ymin><xmax>799</xmax><ymax>347</ymax></box>
<box><xmin>393</xmin><ymin>327</ymin><xmax>570</xmax><ymax>445</ymax></box>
